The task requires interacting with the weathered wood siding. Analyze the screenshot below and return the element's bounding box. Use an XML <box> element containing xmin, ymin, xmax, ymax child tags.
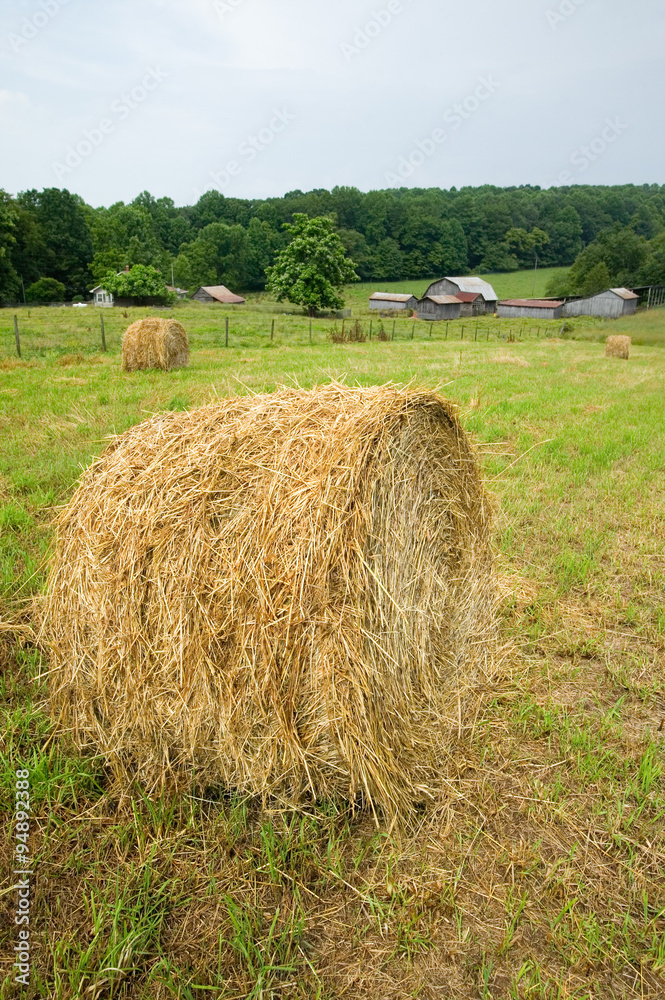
<box><xmin>417</xmin><ymin>299</ymin><xmax>462</xmax><ymax>321</ymax></box>
<box><xmin>497</xmin><ymin>304</ymin><xmax>563</xmax><ymax>320</ymax></box>
<box><xmin>192</xmin><ymin>288</ymin><xmax>215</xmax><ymax>303</ymax></box>
<box><xmin>562</xmin><ymin>292</ymin><xmax>637</xmax><ymax>319</ymax></box>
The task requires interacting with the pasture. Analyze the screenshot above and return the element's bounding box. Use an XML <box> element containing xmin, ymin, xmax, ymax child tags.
<box><xmin>1</xmin><ymin>303</ymin><xmax>665</xmax><ymax>998</ymax></box>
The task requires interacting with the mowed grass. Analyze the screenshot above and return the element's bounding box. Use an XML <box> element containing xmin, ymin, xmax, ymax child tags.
<box><xmin>1</xmin><ymin>309</ymin><xmax>665</xmax><ymax>998</ymax></box>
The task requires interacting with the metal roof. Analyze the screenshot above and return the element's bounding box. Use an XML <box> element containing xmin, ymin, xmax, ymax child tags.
<box><xmin>421</xmin><ymin>295</ymin><xmax>462</xmax><ymax>305</ymax></box>
<box><xmin>499</xmin><ymin>299</ymin><xmax>563</xmax><ymax>308</ymax></box>
<box><xmin>369</xmin><ymin>292</ymin><xmax>417</xmax><ymax>302</ymax></box>
<box><xmin>444</xmin><ymin>276</ymin><xmax>498</xmax><ymax>300</ymax></box>
<box><xmin>199</xmin><ymin>285</ymin><xmax>246</xmax><ymax>304</ymax></box>
<box><xmin>455</xmin><ymin>291</ymin><xmax>481</xmax><ymax>302</ymax></box>
<box><xmin>610</xmin><ymin>287</ymin><xmax>639</xmax><ymax>300</ymax></box>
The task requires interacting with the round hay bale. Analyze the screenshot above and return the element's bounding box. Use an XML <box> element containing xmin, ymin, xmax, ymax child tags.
<box><xmin>42</xmin><ymin>383</ymin><xmax>497</xmax><ymax>816</ymax></box>
<box><xmin>605</xmin><ymin>334</ymin><xmax>631</xmax><ymax>360</ymax></box>
<box><xmin>121</xmin><ymin>317</ymin><xmax>189</xmax><ymax>372</ymax></box>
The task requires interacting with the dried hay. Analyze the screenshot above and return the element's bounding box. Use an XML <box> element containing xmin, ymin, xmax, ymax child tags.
<box><xmin>491</xmin><ymin>354</ymin><xmax>530</xmax><ymax>368</ymax></box>
<box><xmin>42</xmin><ymin>383</ymin><xmax>497</xmax><ymax>818</ymax></box>
<box><xmin>605</xmin><ymin>335</ymin><xmax>630</xmax><ymax>360</ymax></box>
<box><xmin>121</xmin><ymin>317</ymin><xmax>189</xmax><ymax>372</ymax></box>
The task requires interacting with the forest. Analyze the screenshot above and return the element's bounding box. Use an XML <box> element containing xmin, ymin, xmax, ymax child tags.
<box><xmin>1</xmin><ymin>182</ymin><xmax>664</xmax><ymax>304</ymax></box>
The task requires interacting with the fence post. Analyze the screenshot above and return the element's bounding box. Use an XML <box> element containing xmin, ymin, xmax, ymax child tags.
<box><xmin>13</xmin><ymin>314</ymin><xmax>21</xmax><ymax>358</ymax></box>
<box><xmin>474</xmin><ymin>321</ymin><xmax>478</xmax><ymax>341</ymax></box>
<box><xmin>461</xmin><ymin>324</ymin><xmax>465</xmax><ymax>340</ymax></box>
<box><xmin>225</xmin><ymin>316</ymin><xmax>229</xmax><ymax>347</ymax></box>
<box><xmin>270</xmin><ymin>318</ymin><xmax>275</xmax><ymax>342</ymax></box>
<box><xmin>100</xmin><ymin>313</ymin><xmax>107</xmax><ymax>352</ymax></box>
<box><xmin>445</xmin><ymin>322</ymin><xmax>449</xmax><ymax>340</ymax></box>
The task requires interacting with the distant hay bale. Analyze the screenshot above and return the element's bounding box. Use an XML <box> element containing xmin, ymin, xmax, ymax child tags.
<box><xmin>121</xmin><ymin>317</ymin><xmax>189</xmax><ymax>372</ymax></box>
<box><xmin>42</xmin><ymin>383</ymin><xmax>497</xmax><ymax>817</ymax></box>
<box><xmin>605</xmin><ymin>335</ymin><xmax>630</xmax><ymax>360</ymax></box>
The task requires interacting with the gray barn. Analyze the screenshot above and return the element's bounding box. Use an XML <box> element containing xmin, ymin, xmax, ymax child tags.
<box><xmin>497</xmin><ymin>299</ymin><xmax>563</xmax><ymax>320</ymax></box>
<box><xmin>562</xmin><ymin>288</ymin><xmax>638</xmax><ymax>319</ymax></box>
<box><xmin>417</xmin><ymin>295</ymin><xmax>462</xmax><ymax>321</ymax></box>
<box><xmin>369</xmin><ymin>292</ymin><xmax>418</xmax><ymax>312</ymax></box>
<box><xmin>424</xmin><ymin>276</ymin><xmax>498</xmax><ymax>315</ymax></box>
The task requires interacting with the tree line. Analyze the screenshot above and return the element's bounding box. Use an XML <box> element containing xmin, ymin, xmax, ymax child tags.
<box><xmin>0</xmin><ymin>182</ymin><xmax>664</xmax><ymax>305</ymax></box>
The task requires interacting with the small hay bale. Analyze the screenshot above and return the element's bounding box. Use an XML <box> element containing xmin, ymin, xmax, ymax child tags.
<box><xmin>42</xmin><ymin>383</ymin><xmax>497</xmax><ymax>817</ymax></box>
<box><xmin>605</xmin><ymin>335</ymin><xmax>630</xmax><ymax>360</ymax></box>
<box><xmin>121</xmin><ymin>317</ymin><xmax>189</xmax><ymax>372</ymax></box>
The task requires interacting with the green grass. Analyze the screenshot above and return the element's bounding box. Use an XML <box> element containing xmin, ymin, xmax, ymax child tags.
<box><xmin>1</xmin><ymin>309</ymin><xmax>665</xmax><ymax>997</ymax></box>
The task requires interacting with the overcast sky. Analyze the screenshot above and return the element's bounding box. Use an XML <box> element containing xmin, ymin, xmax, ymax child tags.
<box><xmin>1</xmin><ymin>0</ymin><xmax>663</xmax><ymax>207</ymax></box>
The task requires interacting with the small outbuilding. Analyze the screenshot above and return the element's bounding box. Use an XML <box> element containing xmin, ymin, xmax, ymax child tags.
<box><xmin>192</xmin><ymin>285</ymin><xmax>246</xmax><ymax>305</ymax></box>
<box><xmin>369</xmin><ymin>292</ymin><xmax>418</xmax><ymax>312</ymax></box>
<box><xmin>497</xmin><ymin>299</ymin><xmax>564</xmax><ymax>320</ymax></box>
<box><xmin>417</xmin><ymin>295</ymin><xmax>462</xmax><ymax>321</ymax></box>
<box><xmin>455</xmin><ymin>291</ymin><xmax>484</xmax><ymax>317</ymax></box>
<box><xmin>424</xmin><ymin>277</ymin><xmax>498</xmax><ymax>315</ymax></box>
<box><xmin>562</xmin><ymin>288</ymin><xmax>638</xmax><ymax>319</ymax></box>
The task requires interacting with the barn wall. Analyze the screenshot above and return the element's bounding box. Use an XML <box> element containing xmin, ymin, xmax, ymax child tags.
<box><xmin>192</xmin><ymin>289</ymin><xmax>214</xmax><ymax>303</ymax></box>
<box><xmin>497</xmin><ymin>305</ymin><xmax>562</xmax><ymax>319</ymax></box>
<box><xmin>417</xmin><ymin>301</ymin><xmax>461</xmax><ymax>321</ymax></box>
<box><xmin>562</xmin><ymin>292</ymin><xmax>635</xmax><ymax>319</ymax></box>
<box><xmin>369</xmin><ymin>300</ymin><xmax>408</xmax><ymax>311</ymax></box>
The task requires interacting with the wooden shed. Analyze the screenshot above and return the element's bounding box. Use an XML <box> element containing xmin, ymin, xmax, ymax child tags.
<box><xmin>562</xmin><ymin>288</ymin><xmax>638</xmax><ymax>319</ymax></box>
<box><xmin>369</xmin><ymin>292</ymin><xmax>418</xmax><ymax>312</ymax></box>
<box><xmin>497</xmin><ymin>299</ymin><xmax>564</xmax><ymax>320</ymax></box>
<box><xmin>192</xmin><ymin>285</ymin><xmax>246</xmax><ymax>305</ymax></box>
<box><xmin>424</xmin><ymin>276</ymin><xmax>498</xmax><ymax>315</ymax></box>
<box><xmin>417</xmin><ymin>295</ymin><xmax>462</xmax><ymax>321</ymax></box>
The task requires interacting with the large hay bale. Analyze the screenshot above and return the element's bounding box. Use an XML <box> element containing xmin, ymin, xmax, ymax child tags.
<box><xmin>121</xmin><ymin>317</ymin><xmax>189</xmax><ymax>372</ymax></box>
<box><xmin>605</xmin><ymin>335</ymin><xmax>631</xmax><ymax>360</ymax></box>
<box><xmin>42</xmin><ymin>383</ymin><xmax>497</xmax><ymax>816</ymax></box>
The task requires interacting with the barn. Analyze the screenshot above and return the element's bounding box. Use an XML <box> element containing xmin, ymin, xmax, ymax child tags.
<box><xmin>497</xmin><ymin>299</ymin><xmax>564</xmax><ymax>320</ymax></box>
<box><xmin>417</xmin><ymin>295</ymin><xmax>462</xmax><ymax>321</ymax></box>
<box><xmin>424</xmin><ymin>276</ymin><xmax>498</xmax><ymax>315</ymax></box>
<box><xmin>192</xmin><ymin>285</ymin><xmax>246</xmax><ymax>305</ymax></box>
<box><xmin>562</xmin><ymin>288</ymin><xmax>638</xmax><ymax>319</ymax></box>
<box><xmin>369</xmin><ymin>292</ymin><xmax>418</xmax><ymax>312</ymax></box>
<box><xmin>455</xmin><ymin>291</ymin><xmax>484</xmax><ymax>317</ymax></box>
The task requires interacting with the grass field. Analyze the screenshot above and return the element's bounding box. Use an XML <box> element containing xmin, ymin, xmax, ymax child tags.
<box><xmin>1</xmin><ymin>305</ymin><xmax>665</xmax><ymax>997</ymax></box>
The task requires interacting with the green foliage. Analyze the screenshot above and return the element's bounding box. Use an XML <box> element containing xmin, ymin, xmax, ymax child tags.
<box><xmin>101</xmin><ymin>264</ymin><xmax>172</xmax><ymax>304</ymax></box>
<box><xmin>267</xmin><ymin>214</ymin><xmax>359</xmax><ymax>315</ymax></box>
<box><xmin>25</xmin><ymin>276</ymin><xmax>66</xmax><ymax>303</ymax></box>
<box><xmin>18</xmin><ymin>187</ymin><xmax>93</xmax><ymax>298</ymax></box>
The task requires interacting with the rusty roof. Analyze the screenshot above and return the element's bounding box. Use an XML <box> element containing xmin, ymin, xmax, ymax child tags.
<box><xmin>610</xmin><ymin>287</ymin><xmax>639</xmax><ymax>300</ymax></box>
<box><xmin>199</xmin><ymin>285</ymin><xmax>246</xmax><ymax>304</ymax></box>
<box><xmin>499</xmin><ymin>299</ymin><xmax>563</xmax><ymax>308</ymax></box>
<box><xmin>369</xmin><ymin>292</ymin><xmax>417</xmax><ymax>302</ymax></box>
<box><xmin>454</xmin><ymin>291</ymin><xmax>481</xmax><ymax>302</ymax></box>
<box><xmin>421</xmin><ymin>295</ymin><xmax>463</xmax><ymax>305</ymax></box>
